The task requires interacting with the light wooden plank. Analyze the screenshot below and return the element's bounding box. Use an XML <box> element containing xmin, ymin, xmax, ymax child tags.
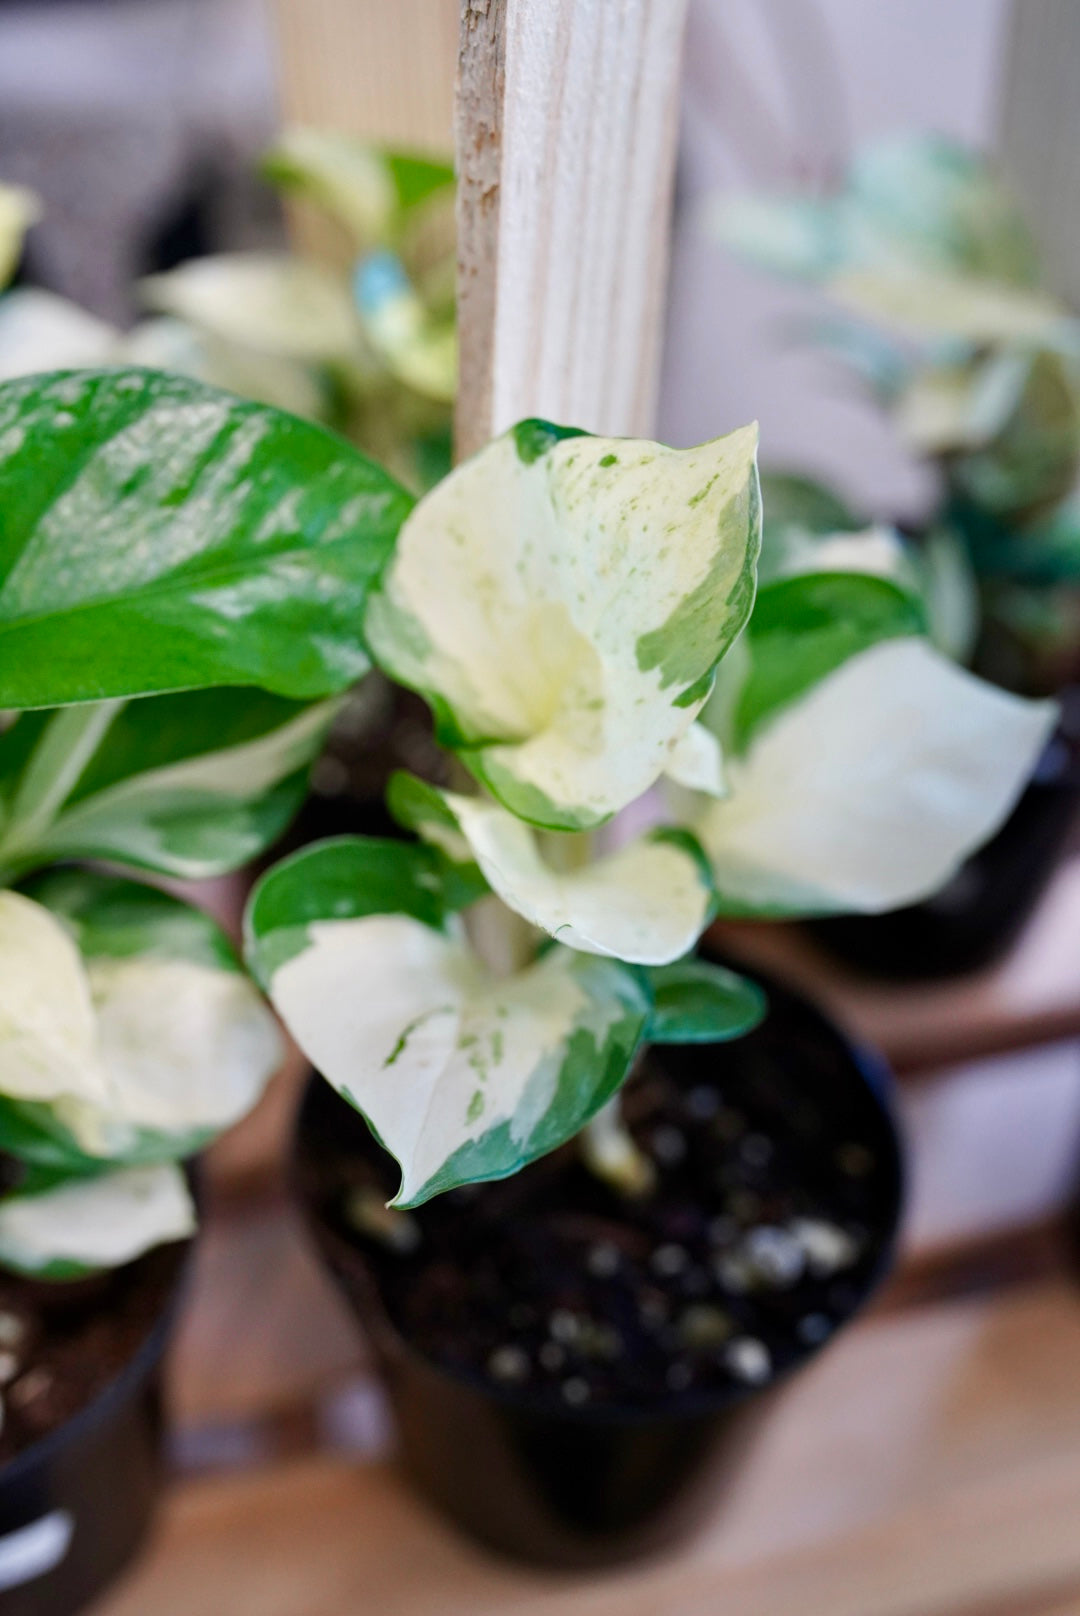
<box><xmin>455</xmin><ymin>0</ymin><xmax>688</xmax><ymax>455</ymax></box>
<box><xmin>996</xmin><ymin>0</ymin><xmax>1080</xmax><ymax>309</ymax></box>
<box><xmin>710</xmin><ymin>853</ymin><xmax>1080</xmax><ymax>1074</ymax></box>
<box><xmin>270</xmin><ymin>0</ymin><xmax>459</xmax><ymax>153</ymax></box>
<box><xmin>99</xmin><ymin>1278</ymin><xmax>1080</xmax><ymax>1616</ymax></box>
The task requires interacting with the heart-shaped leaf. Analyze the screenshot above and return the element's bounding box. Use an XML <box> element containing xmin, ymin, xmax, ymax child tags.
<box><xmin>365</xmin><ymin>417</ymin><xmax>761</xmax><ymax>829</ymax></box>
<box><xmin>0</xmin><ymin>368</ymin><xmax>414</xmax><ymax>707</ymax></box>
<box><xmin>246</xmin><ymin>837</ymin><xmax>649</xmax><ymax>1205</ymax></box>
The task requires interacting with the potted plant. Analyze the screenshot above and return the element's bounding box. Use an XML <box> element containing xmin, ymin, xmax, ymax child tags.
<box><xmin>239</xmin><ymin>413</ymin><xmax>1054</xmax><ymax>1564</ymax></box>
<box><xmin>0</xmin><ymin>364</ymin><xmax>417</xmax><ymax>1612</ymax></box>
<box><xmin>714</xmin><ymin>133</ymin><xmax>1080</xmax><ymax>975</ymax></box>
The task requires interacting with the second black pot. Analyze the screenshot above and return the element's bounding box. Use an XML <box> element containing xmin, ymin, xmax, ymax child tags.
<box><xmin>0</xmin><ymin>1242</ymin><xmax>189</xmax><ymax>1616</ymax></box>
<box><xmin>294</xmin><ymin>970</ymin><xmax>904</xmax><ymax>1568</ymax></box>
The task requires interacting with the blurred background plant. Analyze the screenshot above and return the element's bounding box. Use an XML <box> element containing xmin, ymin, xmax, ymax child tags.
<box><xmin>0</xmin><ymin>130</ymin><xmax>456</xmax><ymax>497</ymax></box>
<box><xmin>714</xmin><ymin>133</ymin><xmax>1080</xmax><ymax>696</ymax></box>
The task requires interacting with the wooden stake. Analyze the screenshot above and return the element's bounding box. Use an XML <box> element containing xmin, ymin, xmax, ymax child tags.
<box><xmin>455</xmin><ymin>0</ymin><xmax>688</xmax><ymax>458</ymax></box>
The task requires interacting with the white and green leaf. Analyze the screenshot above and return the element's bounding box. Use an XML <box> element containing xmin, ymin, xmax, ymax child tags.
<box><xmin>0</xmin><ymin>874</ymin><xmax>282</xmax><ymax>1168</ymax></box>
<box><xmin>0</xmin><ymin>1163</ymin><xmax>195</xmax><ymax>1278</ymax></box>
<box><xmin>263</xmin><ymin>129</ymin><xmax>455</xmax><ymax>248</ymax></box>
<box><xmin>0</xmin><ymin>369</ymin><xmax>414</xmax><ymax>708</ymax></box>
<box><xmin>0</xmin><ymin>690</ymin><xmax>335</xmax><ymax>881</ymax></box>
<box><xmin>691</xmin><ymin>637</ymin><xmax>1057</xmax><ymax>916</ymax></box>
<box><xmin>141</xmin><ymin>254</ymin><xmax>361</xmax><ymax>363</ymax></box>
<box><xmin>245</xmin><ymin>837</ymin><xmax>650</xmax><ymax>1205</ymax></box>
<box><xmin>729</xmin><ymin>566</ymin><xmax>928</xmax><ymax>746</ymax></box>
<box><xmin>390</xmin><ymin>779</ymin><xmax>715</xmax><ymax>965</ymax></box>
<box><xmin>366</xmin><ymin>417</ymin><xmax>761</xmax><ymax>829</ymax></box>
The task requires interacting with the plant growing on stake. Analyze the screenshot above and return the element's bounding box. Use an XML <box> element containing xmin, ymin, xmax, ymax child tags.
<box><xmin>246</xmin><ymin>413</ymin><xmax>1054</xmax><ymax>1215</ymax></box>
<box><xmin>713</xmin><ymin>132</ymin><xmax>1080</xmax><ymax>696</ymax></box>
<box><xmin>0</xmin><ymin>358</ymin><xmax>1054</xmax><ymax>1564</ymax></box>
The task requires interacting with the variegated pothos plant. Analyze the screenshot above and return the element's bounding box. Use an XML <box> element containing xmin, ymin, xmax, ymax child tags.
<box><xmin>241</xmin><ymin>403</ymin><xmax>1054</xmax><ymax>1208</ymax></box>
<box><xmin>0</xmin><ymin>301</ymin><xmax>1055</xmax><ymax>1232</ymax></box>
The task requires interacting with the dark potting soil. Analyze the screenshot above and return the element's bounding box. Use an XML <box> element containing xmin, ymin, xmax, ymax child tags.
<box><xmin>0</xmin><ymin>1239</ymin><xmax>186</xmax><ymax>1465</ymax></box>
<box><xmin>296</xmin><ymin>981</ymin><xmax>900</xmax><ymax>1413</ymax></box>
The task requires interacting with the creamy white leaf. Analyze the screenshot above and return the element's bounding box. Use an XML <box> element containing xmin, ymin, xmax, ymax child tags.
<box><xmin>60</xmin><ymin>956</ymin><xmax>284</xmax><ymax>1156</ymax></box>
<box><xmin>692</xmin><ymin>638</ymin><xmax>1057</xmax><ymax>914</ymax></box>
<box><xmin>0</xmin><ymin>1164</ymin><xmax>195</xmax><ymax>1274</ymax></box>
<box><xmin>269</xmin><ymin>915</ymin><xmax>645</xmax><ymax>1205</ymax></box>
<box><xmin>366</xmin><ymin>422</ymin><xmax>760</xmax><ymax>828</ymax></box>
<box><xmin>266</xmin><ymin>128</ymin><xmax>398</xmax><ymax>244</ymax></box>
<box><xmin>663</xmin><ymin>723</ymin><xmax>726</xmax><ymax>796</ymax></box>
<box><xmin>0</xmin><ymin>288</ymin><xmax>119</xmax><ymax>380</ymax></box>
<box><xmin>0</xmin><ymin>892</ymin><xmax>108</xmax><ymax>1106</ymax></box>
<box><xmin>0</xmin><ymin>891</ymin><xmax>281</xmax><ymax>1157</ymax></box>
<box><xmin>141</xmin><ymin>254</ymin><xmax>360</xmax><ymax>363</ymax></box>
<box><xmin>0</xmin><ymin>184</ymin><xmax>41</xmax><ymax>290</ymax></box>
<box><xmin>833</xmin><ymin>267</ymin><xmax>1076</xmax><ymax>346</ymax></box>
<box><xmin>438</xmin><ymin>792</ymin><xmax>712</xmax><ymax>964</ymax></box>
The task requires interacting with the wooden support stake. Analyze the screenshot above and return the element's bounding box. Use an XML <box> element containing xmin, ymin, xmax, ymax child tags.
<box><xmin>455</xmin><ymin>0</ymin><xmax>688</xmax><ymax>458</ymax></box>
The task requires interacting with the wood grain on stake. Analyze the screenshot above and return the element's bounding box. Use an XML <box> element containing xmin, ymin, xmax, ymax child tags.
<box><xmin>456</xmin><ymin>0</ymin><xmax>688</xmax><ymax>455</ymax></box>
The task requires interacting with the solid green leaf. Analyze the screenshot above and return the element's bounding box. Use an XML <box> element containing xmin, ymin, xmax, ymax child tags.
<box><xmin>0</xmin><ymin>368</ymin><xmax>414</xmax><ymax>707</ymax></box>
<box><xmin>645</xmin><ymin>958</ymin><xmax>766</xmax><ymax>1044</ymax></box>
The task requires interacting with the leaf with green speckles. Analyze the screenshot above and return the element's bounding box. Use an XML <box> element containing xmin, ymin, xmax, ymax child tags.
<box><xmin>246</xmin><ymin>838</ymin><xmax>650</xmax><ymax>1203</ymax></box>
<box><xmin>366</xmin><ymin>418</ymin><xmax>761</xmax><ymax>830</ymax></box>
<box><xmin>0</xmin><ymin>369</ymin><xmax>414</xmax><ymax>708</ymax></box>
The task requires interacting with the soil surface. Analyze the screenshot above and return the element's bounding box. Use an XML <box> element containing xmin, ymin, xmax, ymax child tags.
<box><xmin>0</xmin><ymin>1235</ymin><xmax>187</xmax><ymax>1464</ymax></box>
<box><xmin>297</xmin><ymin>977</ymin><xmax>901</xmax><ymax>1412</ymax></box>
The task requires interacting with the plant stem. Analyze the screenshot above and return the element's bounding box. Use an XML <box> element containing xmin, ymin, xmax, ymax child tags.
<box><xmin>581</xmin><ymin>1092</ymin><xmax>656</xmax><ymax>1199</ymax></box>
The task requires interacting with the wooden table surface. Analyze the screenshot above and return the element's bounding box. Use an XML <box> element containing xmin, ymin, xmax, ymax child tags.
<box><xmin>99</xmin><ymin>1254</ymin><xmax>1080</xmax><ymax>1616</ymax></box>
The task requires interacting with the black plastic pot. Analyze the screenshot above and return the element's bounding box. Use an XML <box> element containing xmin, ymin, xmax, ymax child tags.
<box><xmin>294</xmin><ymin>972</ymin><xmax>903</xmax><ymax>1568</ymax></box>
<box><xmin>807</xmin><ymin>686</ymin><xmax>1080</xmax><ymax>980</ymax></box>
<box><xmin>0</xmin><ymin>1244</ymin><xmax>189</xmax><ymax>1616</ymax></box>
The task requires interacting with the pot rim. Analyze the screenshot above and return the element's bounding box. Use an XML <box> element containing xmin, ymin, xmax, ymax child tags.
<box><xmin>0</xmin><ymin>1233</ymin><xmax>194</xmax><ymax>1494</ymax></box>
